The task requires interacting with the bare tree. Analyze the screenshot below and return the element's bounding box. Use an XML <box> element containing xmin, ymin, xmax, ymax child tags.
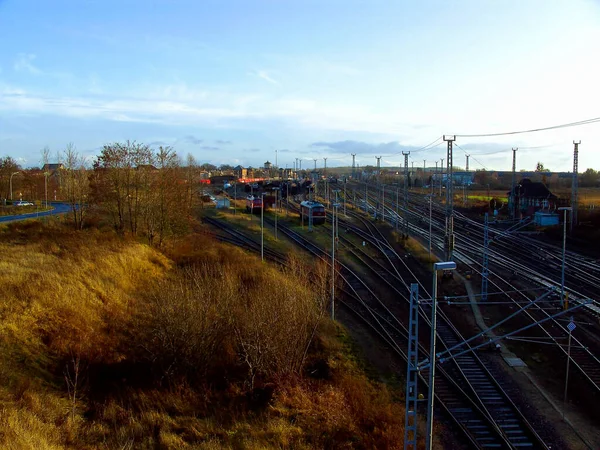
<box><xmin>63</xmin><ymin>143</ymin><xmax>90</xmax><ymax>229</ymax></box>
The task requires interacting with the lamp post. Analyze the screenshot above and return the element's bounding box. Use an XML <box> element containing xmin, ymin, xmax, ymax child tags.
<box><xmin>10</xmin><ymin>171</ymin><xmax>19</xmax><ymax>201</ymax></box>
<box><xmin>427</xmin><ymin>195</ymin><xmax>433</xmax><ymax>262</ymax></box>
<box><xmin>274</xmin><ymin>188</ymin><xmax>278</xmax><ymax>241</ymax></box>
<box><xmin>331</xmin><ymin>200</ymin><xmax>340</xmax><ymax>320</ymax></box>
<box><xmin>558</xmin><ymin>207</ymin><xmax>572</xmax><ymax>309</ymax></box>
<box><xmin>261</xmin><ymin>193</ymin><xmax>266</xmax><ymax>261</ymax></box>
<box><xmin>426</xmin><ymin>261</ymin><xmax>457</xmax><ymax>450</ymax></box>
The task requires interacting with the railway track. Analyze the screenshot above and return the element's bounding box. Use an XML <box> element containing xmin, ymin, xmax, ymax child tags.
<box><xmin>262</xmin><ymin>212</ymin><xmax>550</xmax><ymax>449</ymax></box>
<box><xmin>346</xmin><ymin>183</ymin><xmax>600</xmax><ymax>397</ymax></box>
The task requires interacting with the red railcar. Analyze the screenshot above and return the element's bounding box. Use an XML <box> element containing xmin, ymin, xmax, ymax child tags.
<box><xmin>246</xmin><ymin>195</ymin><xmax>263</xmax><ymax>213</ymax></box>
<box><xmin>300</xmin><ymin>201</ymin><xmax>326</xmax><ymax>224</ymax></box>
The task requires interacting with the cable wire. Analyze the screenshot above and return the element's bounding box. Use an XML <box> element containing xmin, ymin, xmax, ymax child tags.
<box><xmin>455</xmin><ymin>116</ymin><xmax>600</xmax><ymax>138</ymax></box>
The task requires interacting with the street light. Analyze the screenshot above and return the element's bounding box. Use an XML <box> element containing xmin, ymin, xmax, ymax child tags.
<box><xmin>426</xmin><ymin>261</ymin><xmax>457</xmax><ymax>450</ymax></box>
<box><xmin>558</xmin><ymin>207</ymin><xmax>572</xmax><ymax>309</ymax></box>
<box><xmin>331</xmin><ymin>200</ymin><xmax>341</xmax><ymax>320</ymax></box>
<box><xmin>426</xmin><ymin>195</ymin><xmax>433</xmax><ymax>262</ymax></box>
<box><xmin>261</xmin><ymin>193</ymin><xmax>266</xmax><ymax>262</ymax></box>
<box><xmin>10</xmin><ymin>171</ymin><xmax>19</xmax><ymax>201</ymax></box>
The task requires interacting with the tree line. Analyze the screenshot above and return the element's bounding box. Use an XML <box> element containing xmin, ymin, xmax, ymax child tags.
<box><xmin>2</xmin><ymin>141</ymin><xmax>207</xmax><ymax>245</ymax></box>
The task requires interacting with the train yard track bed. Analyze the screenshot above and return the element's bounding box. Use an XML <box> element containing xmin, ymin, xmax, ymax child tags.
<box><xmin>203</xmin><ymin>204</ymin><xmax>598</xmax><ymax>449</ymax></box>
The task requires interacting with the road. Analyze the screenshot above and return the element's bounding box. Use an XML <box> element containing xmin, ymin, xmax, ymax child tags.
<box><xmin>0</xmin><ymin>202</ymin><xmax>72</xmax><ymax>223</ymax></box>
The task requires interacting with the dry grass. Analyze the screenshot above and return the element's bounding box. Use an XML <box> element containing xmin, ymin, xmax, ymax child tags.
<box><xmin>0</xmin><ymin>220</ymin><xmax>415</xmax><ymax>449</ymax></box>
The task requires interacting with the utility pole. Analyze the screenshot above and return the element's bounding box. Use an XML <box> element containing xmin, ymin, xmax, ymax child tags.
<box><xmin>404</xmin><ymin>283</ymin><xmax>420</xmax><ymax>449</ymax></box>
<box><xmin>351</xmin><ymin>153</ymin><xmax>356</xmax><ymax>179</ymax></box>
<box><xmin>465</xmin><ymin>154</ymin><xmax>470</xmax><ymax>207</ymax></box>
<box><xmin>396</xmin><ymin>187</ymin><xmax>399</xmax><ymax>232</ymax></box>
<box><xmin>403</xmin><ymin>152</ymin><xmax>410</xmax><ymax>238</ymax></box>
<box><xmin>376</xmin><ymin>156</ymin><xmax>382</xmax><ymax>181</ymax></box>
<box><xmin>344</xmin><ymin>181</ymin><xmax>347</xmax><ymax>217</ymax></box>
<box><xmin>465</xmin><ymin>154</ymin><xmax>470</xmax><ymax>172</ymax></box>
<box><xmin>443</xmin><ymin>135</ymin><xmax>456</xmax><ymax>262</ymax></box>
<box><xmin>331</xmin><ymin>202</ymin><xmax>336</xmax><ymax>320</ymax></box>
<box><xmin>324</xmin><ymin>157</ymin><xmax>327</xmax><ymax>178</ymax></box>
<box><xmin>511</xmin><ymin>148</ymin><xmax>518</xmax><ymax>220</ymax></box>
<box><xmin>482</xmin><ymin>212</ymin><xmax>489</xmax><ymax>301</ymax></box>
<box><xmin>434</xmin><ymin>161</ymin><xmax>438</xmax><ymax>196</ymax></box>
<box><xmin>439</xmin><ymin>158</ymin><xmax>444</xmax><ymax>197</ymax></box>
<box><xmin>313</xmin><ymin>158</ymin><xmax>317</xmax><ymax>170</ymax></box>
<box><xmin>572</xmin><ymin>141</ymin><xmax>580</xmax><ymax>233</ymax></box>
<box><xmin>423</xmin><ymin>159</ymin><xmax>427</xmax><ymax>191</ymax></box>
<box><xmin>382</xmin><ymin>184</ymin><xmax>385</xmax><ymax>223</ymax></box>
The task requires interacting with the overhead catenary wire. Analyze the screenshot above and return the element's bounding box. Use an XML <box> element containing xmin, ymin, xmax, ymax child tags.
<box><xmin>454</xmin><ymin>142</ymin><xmax>488</xmax><ymax>170</ymax></box>
<box><xmin>387</xmin><ymin>136</ymin><xmax>443</xmax><ymax>157</ymax></box>
<box><xmin>455</xmin><ymin>116</ymin><xmax>600</xmax><ymax>138</ymax></box>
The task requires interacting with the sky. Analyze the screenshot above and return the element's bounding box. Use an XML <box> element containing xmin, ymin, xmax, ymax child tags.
<box><xmin>1</xmin><ymin>0</ymin><xmax>599</xmax><ymax>172</ymax></box>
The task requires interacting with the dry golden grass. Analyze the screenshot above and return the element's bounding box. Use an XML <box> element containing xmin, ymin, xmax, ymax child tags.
<box><xmin>0</xmin><ymin>220</ymin><xmax>416</xmax><ymax>449</ymax></box>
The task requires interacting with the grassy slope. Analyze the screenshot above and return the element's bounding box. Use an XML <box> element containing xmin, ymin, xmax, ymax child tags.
<box><xmin>0</xmin><ymin>221</ymin><xmax>411</xmax><ymax>449</ymax></box>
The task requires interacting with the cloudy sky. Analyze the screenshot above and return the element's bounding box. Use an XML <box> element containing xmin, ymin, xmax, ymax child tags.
<box><xmin>1</xmin><ymin>0</ymin><xmax>599</xmax><ymax>171</ymax></box>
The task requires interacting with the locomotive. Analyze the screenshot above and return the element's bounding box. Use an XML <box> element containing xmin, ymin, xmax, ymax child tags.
<box><xmin>246</xmin><ymin>195</ymin><xmax>263</xmax><ymax>213</ymax></box>
<box><xmin>300</xmin><ymin>200</ymin><xmax>326</xmax><ymax>225</ymax></box>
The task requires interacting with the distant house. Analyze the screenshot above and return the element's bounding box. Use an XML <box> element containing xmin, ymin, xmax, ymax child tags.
<box><xmin>263</xmin><ymin>161</ymin><xmax>272</xmax><ymax>170</ymax></box>
<box><xmin>234</xmin><ymin>165</ymin><xmax>248</xmax><ymax>179</ymax></box>
<box><xmin>508</xmin><ymin>179</ymin><xmax>557</xmax><ymax>216</ymax></box>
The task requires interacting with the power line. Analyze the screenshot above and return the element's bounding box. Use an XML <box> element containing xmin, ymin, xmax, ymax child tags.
<box><xmin>455</xmin><ymin>116</ymin><xmax>600</xmax><ymax>138</ymax></box>
<box><xmin>388</xmin><ymin>136</ymin><xmax>443</xmax><ymax>157</ymax></box>
<box><xmin>454</xmin><ymin>143</ymin><xmax>488</xmax><ymax>170</ymax></box>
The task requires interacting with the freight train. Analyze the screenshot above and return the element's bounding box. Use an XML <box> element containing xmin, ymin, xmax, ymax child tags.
<box><xmin>300</xmin><ymin>200</ymin><xmax>326</xmax><ymax>224</ymax></box>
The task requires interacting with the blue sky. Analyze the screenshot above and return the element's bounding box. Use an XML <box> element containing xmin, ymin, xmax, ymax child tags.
<box><xmin>1</xmin><ymin>0</ymin><xmax>599</xmax><ymax>171</ymax></box>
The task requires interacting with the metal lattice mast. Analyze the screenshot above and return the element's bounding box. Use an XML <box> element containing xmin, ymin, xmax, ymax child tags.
<box><xmin>323</xmin><ymin>157</ymin><xmax>327</xmax><ymax>177</ymax></box>
<box><xmin>465</xmin><ymin>155</ymin><xmax>470</xmax><ymax>207</ymax></box>
<box><xmin>403</xmin><ymin>151</ymin><xmax>410</xmax><ymax>238</ymax></box>
<box><xmin>351</xmin><ymin>153</ymin><xmax>356</xmax><ymax>179</ymax></box>
<box><xmin>439</xmin><ymin>158</ymin><xmax>444</xmax><ymax>197</ymax></box>
<box><xmin>443</xmin><ymin>136</ymin><xmax>455</xmax><ymax>261</ymax></box>
<box><xmin>404</xmin><ymin>283</ymin><xmax>420</xmax><ymax>449</ymax></box>
<box><xmin>482</xmin><ymin>212</ymin><xmax>489</xmax><ymax>301</ymax></box>
<box><xmin>572</xmin><ymin>141</ymin><xmax>580</xmax><ymax>233</ymax></box>
<box><xmin>511</xmin><ymin>148</ymin><xmax>518</xmax><ymax>219</ymax></box>
<box><xmin>376</xmin><ymin>156</ymin><xmax>382</xmax><ymax>178</ymax></box>
<box><xmin>382</xmin><ymin>184</ymin><xmax>385</xmax><ymax>223</ymax></box>
<box><xmin>434</xmin><ymin>161</ymin><xmax>438</xmax><ymax>196</ymax></box>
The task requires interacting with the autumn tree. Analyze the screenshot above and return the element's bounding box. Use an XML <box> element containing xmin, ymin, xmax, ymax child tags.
<box><xmin>535</xmin><ymin>162</ymin><xmax>550</xmax><ymax>172</ymax></box>
<box><xmin>581</xmin><ymin>168</ymin><xmax>599</xmax><ymax>187</ymax></box>
<box><xmin>62</xmin><ymin>143</ymin><xmax>90</xmax><ymax>229</ymax></box>
<box><xmin>94</xmin><ymin>141</ymin><xmax>153</xmax><ymax>234</ymax></box>
<box><xmin>0</xmin><ymin>156</ymin><xmax>21</xmax><ymax>200</ymax></box>
<box><xmin>94</xmin><ymin>141</ymin><xmax>188</xmax><ymax>245</ymax></box>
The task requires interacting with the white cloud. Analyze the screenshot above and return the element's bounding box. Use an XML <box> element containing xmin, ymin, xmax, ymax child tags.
<box><xmin>14</xmin><ymin>53</ymin><xmax>41</xmax><ymax>75</ymax></box>
<box><xmin>250</xmin><ymin>70</ymin><xmax>279</xmax><ymax>85</ymax></box>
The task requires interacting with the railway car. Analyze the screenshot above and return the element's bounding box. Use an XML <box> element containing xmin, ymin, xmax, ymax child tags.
<box><xmin>300</xmin><ymin>200</ymin><xmax>326</xmax><ymax>225</ymax></box>
<box><xmin>246</xmin><ymin>195</ymin><xmax>263</xmax><ymax>213</ymax></box>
